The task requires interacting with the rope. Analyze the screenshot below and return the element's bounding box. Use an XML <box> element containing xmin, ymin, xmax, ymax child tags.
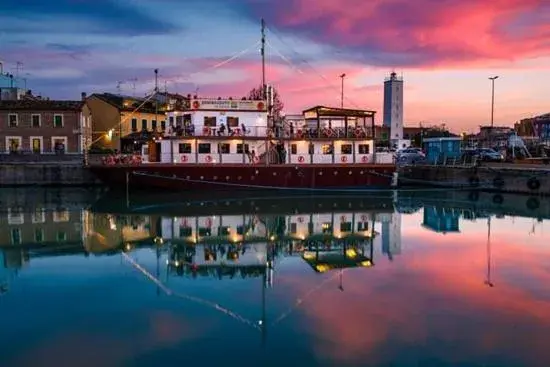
<box><xmin>122</xmin><ymin>252</ymin><xmax>261</xmax><ymax>331</ymax></box>
<box><xmin>132</xmin><ymin>170</ymin><xmax>464</xmax><ymax>193</ymax></box>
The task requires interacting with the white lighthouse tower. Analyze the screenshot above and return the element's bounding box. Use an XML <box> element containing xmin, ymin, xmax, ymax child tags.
<box><xmin>383</xmin><ymin>72</ymin><xmax>404</xmax><ymax>146</ymax></box>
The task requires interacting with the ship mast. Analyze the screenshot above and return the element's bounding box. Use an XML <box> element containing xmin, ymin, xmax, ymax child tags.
<box><xmin>261</xmin><ymin>18</ymin><xmax>266</xmax><ymax>100</ymax></box>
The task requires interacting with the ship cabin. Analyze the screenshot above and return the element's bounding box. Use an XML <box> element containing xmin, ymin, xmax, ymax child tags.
<box><xmin>141</xmin><ymin>101</ymin><xmax>393</xmax><ymax>165</ymax></box>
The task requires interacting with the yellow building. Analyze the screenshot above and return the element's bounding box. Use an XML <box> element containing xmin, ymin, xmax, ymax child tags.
<box><xmin>86</xmin><ymin>93</ymin><xmax>167</xmax><ymax>151</ymax></box>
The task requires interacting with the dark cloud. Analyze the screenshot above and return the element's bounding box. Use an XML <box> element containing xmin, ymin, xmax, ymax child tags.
<box><xmin>0</xmin><ymin>0</ymin><xmax>179</xmax><ymax>36</ymax></box>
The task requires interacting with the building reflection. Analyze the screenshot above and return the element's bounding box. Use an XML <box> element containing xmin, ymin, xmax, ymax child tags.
<box><xmin>422</xmin><ymin>206</ymin><xmax>461</xmax><ymax>233</ymax></box>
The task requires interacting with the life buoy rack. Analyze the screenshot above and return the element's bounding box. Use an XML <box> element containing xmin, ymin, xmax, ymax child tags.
<box><xmin>469</xmin><ymin>176</ymin><xmax>480</xmax><ymax>187</ymax></box>
<box><xmin>526</xmin><ymin>197</ymin><xmax>540</xmax><ymax>210</ymax></box>
<box><xmin>181</xmin><ymin>155</ymin><xmax>188</xmax><ymax>163</ymax></box>
<box><xmin>203</xmin><ymin>127</ymin><xmax>211</xmax><ymax>136</ymax></box>
<box><xmin>192</xmin><ymin>100</ymin><xmax>200</xmax><ymax>109</ymax></box>
<box><xmin>361</xmin><ymin>156</ymin><xmax>369</xmax><ymax>163</ymax></box>
<box><xmin>527</xmin><ymin>177</ymin><xmax>541</xmax><ymax>190</ymax></box>
<box><xmin>298</xmin><ymin>156</ymin><xmax>305</xmax><ymax>163</ymax></box>
<box><xmin>493</xmin><ymin>176</ymin><xmax>505</xmax><ymax>188</ymax></box>
<box><xmin>205</xmin><ymin>155</ymin><xmax>213</xmax><ymax>163</ymax></box>
<box><xmin>341</xmin><ymin>156</ymin><xmax>348</xmax><ymax>163</ymax></box>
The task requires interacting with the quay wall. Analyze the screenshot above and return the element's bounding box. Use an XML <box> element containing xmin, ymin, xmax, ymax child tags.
<box><xmin>0</xmin><ymin>163</ymin><xmax>102</xmax><ymax>186</ymax></box>
<box><xmin>399</xmin><ymin>164</ymin><xmax>550</xmax><ymax>196</ymax></box>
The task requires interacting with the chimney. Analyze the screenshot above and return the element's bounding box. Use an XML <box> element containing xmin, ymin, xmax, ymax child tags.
<box><xmin>81</xmin><ymin>92</ymin><xmax>87</xmax><ymax>101</ymax></box>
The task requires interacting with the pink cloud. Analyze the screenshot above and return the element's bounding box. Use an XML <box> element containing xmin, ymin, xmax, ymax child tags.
<box><xmin>253</xmin><ymin>0</ymin><xmax>550</xmax><ymax>67</ymax></box>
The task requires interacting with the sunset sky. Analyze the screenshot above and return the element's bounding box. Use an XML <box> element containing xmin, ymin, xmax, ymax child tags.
<box><xmin>1</xmin><ymin>0</ymin><xmax>549</xmax><ymax>131</ymax></box>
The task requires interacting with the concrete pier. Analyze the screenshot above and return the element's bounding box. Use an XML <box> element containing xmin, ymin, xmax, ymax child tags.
<box><xmin>0</xmin><ymin>163</ymin><xmax>102</xmax><ymax>186</ymax></box>
<box><xmin>399</xmin><ymin>163</ymin><xmax>550</xmax><ymax>196</ymax></box>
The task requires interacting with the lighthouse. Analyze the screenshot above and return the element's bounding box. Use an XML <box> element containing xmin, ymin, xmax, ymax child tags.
<box><xmin>383</xmin><ymin>72</ymin><xmax>404</xmax><ymax>145</ymax></box>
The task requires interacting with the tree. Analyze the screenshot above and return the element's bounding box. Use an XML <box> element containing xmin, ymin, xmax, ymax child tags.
<box><xmin>248</xmin><ymin>85</ymin><xmax>284</xmax><ymax>122</ymax></box>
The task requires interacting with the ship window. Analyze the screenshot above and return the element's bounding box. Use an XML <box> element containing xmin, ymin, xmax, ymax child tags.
<box><xmin>179</xmin><ymin>226</ymin><xmax>192</xmax><ymax>237</ymax></box>
<box><xmin>161</xmin><ymin>121</ymin><xmax>166</xmax><ymax>130</ymax></box>
<box><xmin>236</xmin><ymin>144</ymin><xmax>249</xmax><ymax>154</ymax></box>
<box><xmin>290</xmin><ymin>223</ymin><xmax>297</xmax><ymax>234</ymax></box>
<box><xmin>198</xmin><ymin>143</ymin><xmax>211</xmax><ymax>154</ymax></box>
<box><xmin>204</xmin><ymin>117</ymin><xmax>216</xmax><ymax>127</ymax></box>
<box><xmin>178</xmin><ymin>143</ymin><xmax>192</xmax><ymax>154</ymax></box>
<box><xmin>340</xmin><ymin>144</ymin><xmax>352</xmax><ymax>154</ymax></box>
<box><xmin>236</xmin><ymin>226</ymin><xmax>245</xmax><ymax>235</ymax></box>
<box><xmin>169</xmin><ymin>116</ymin><xmax>174</xmax><ymax>125</ymax></box>
<box><xmin>141</xmin><ymin>119</ymin><xmax>147</xmax><ymax>130</ymax></box>
<box><xmin>290</xmin><ymin>144</ymin><xmax>297</xmax><ymax>154</ymax></box>
<box><xmin>340</xmin><ymin>222</ymin><xmax>352</xmax><ymax>232</ymax></box>
<box><xmin>131</xmin><ymin>118</ymin><xmax>137</xmax><ymax>131</ymax></box>
<box><xmin>218</xmin><ymin>226</ymin><xmax>230</xmax><ymax>236</ymax></box>
<box><xmin>198</xmin><ymin>227</ymin><xmax>211</xmax><ymax>236</ymax></box>
<box><xmin>152</xmin><ymin>120</ymin><xmax>157</xmax><ymax>130</ymax></box>
<box><xmin>358</xmin><ymin>222</ymin><xmax>369</xmax><ymax>231</ymax></box>
<box><xmin>218</xmin><ymin>143</ymin><xmax>230</xmax><ymax>154</ymax></box>
<box><xmin>321</xmin><ymin>144</ymin><xmax>333</xmax><ymax>154</ymax></box>
<box><xmin>358</xmin><ymin>144</ymin><xmax>370</xmax><ymax>154</ymax></box>
<box><xmin>308</xmin><ymin>143</ymin><xmax>314</xmax><ymax>154</ymax></box>
<box><xmin>321</xmin><ymin>223</ymin><xmax>332</xmax><ymax>234</ymax></box>
<box><xmin>227</xmin><ymin>117</ymin><xmax>239</xmax><ymax>127</ymax></box>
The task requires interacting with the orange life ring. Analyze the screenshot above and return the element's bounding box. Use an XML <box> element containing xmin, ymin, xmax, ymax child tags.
<box><xmin>361</xmin><ymin>155</ymin><xmax>369</xmax><ymax>163</ymax></box>
<box><xmin>203</xmin><ymin>127</ymin><xmax>211</xmax><ymax>136</ymax></box>
<box><xmin>298</xmin><ymin>156</ymin><xmax>305</xmax><ymax>163</ymax></box>
<box><xmin>192</xmin><ymin>100</ymin><xmax>200</xmax><ymax>109</ymax></box>
<box><xmin>181</xmin><ymin>155</ymin><xmax>188</xmax><ymax>163</ymax></box>
<box><xmin>257</xmin><ymin>101</ymin><xmax>265</xmax><ymax>110</ymax></box>
<box><xmin>205</xmin><ymin>155</ymin><xmax>213</xmax><ymax>163</ymax></box>
<box><xmin>341</xmin><ymin>156</ymin><xmax>348</xmax><ymax>163</ymax></box>
<box><xmin>296</xmin><ymin>129</ymin><xmax>303</xmax><ymax>138</ymax></box>
<box><xmin>361</xmin><ymin>215</ymin><xmax>367</xmax><ymax>221</ymax></box>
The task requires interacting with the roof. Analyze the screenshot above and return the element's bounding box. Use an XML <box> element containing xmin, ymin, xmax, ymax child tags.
<box><xmin>0</xmin><ymin>99</ymin><xmax>84</xmax><ymax>111</ymax></box>
<box><xmin>423</xmin><ymin>137</ymin><xmax>462</xmax><ymax>142</ymax></box>
<box><xmin>303</xmin><ymin>105</ymin><xmax>376</xmax><ymax>118</ymax></box>
<box><xmin>89</xmin><ymin>93</ymin><xmax>157</xmax><ymax>113</ymax></box>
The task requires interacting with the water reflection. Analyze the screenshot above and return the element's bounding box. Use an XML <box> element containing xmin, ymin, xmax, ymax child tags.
<box><xmin>1</xmin><ymin>189</ymin><xmax>550</xmax><ymax>366</ymax></box>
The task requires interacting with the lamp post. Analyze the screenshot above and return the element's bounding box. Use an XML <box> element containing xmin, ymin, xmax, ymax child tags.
<box><xmin>339</xmin><ymin>73</ymin><xmax>346</xmax><ymax>108</ymax></box>
<box><xmin>489</xmin><ymin>76</ymin><xmax>498</xmax><ymax>147</ymax></box>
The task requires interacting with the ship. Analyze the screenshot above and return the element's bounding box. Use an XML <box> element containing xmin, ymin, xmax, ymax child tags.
<box><xmin>89</xmin><ymin>20</ymin><xmax>396</xmax><ymax>191</ymax></box>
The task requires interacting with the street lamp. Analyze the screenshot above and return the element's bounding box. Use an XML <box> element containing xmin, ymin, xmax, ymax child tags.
<box><xmin>488</xmin><ymin>76</ymin><xmax>498</xmax><ymax>148</ymax></box>
<box><xmin>339</xmin><ymin>73</ymin><xmax>346</xmax><ymax>108</ymax></box>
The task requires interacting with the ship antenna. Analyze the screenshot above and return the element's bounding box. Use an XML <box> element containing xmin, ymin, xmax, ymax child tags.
<box><xmin>261</xmin><ymin>18</ymin><xmax>266</xmax><ymax>99</ymax></box>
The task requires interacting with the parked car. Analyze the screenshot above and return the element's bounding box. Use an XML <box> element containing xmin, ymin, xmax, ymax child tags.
<box><xmin>461</xmin><ymin>148</ymin><xmax>504</xmax><ymax>163</ymax></box>
<box><xmin>396</xmin><ymin>148</ymin><xmax>426</xmax><ymax>164</ymax></box>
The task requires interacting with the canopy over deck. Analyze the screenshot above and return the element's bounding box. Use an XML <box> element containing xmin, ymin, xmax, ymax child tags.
<box><xmin>301</xmin><ymin>105</ymin><xmax>377</xmax><ymax>139</ymax></box>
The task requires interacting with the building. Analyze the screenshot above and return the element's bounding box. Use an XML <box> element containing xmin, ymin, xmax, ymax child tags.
<box><xmin>165</xmin><ymin>97</ymin><xmax>268</xmax><ymax>137</ymax></box>
<box><xmin>515</xmin><ymin>113</ymin><xmax>550</xmax><ymax>140</ymax></box>
<box><xmin>0</xmin><ymin>98</ymin><xmax>91</xmax><ymax>154</ymax></box>
<box><xmin>422</xmin><ymin>137</ymin><xmax>462</xmax><ymax>163</ymax></box>
<box><xmin>383</xmin><ymin>72</ymin><xmax>404</xmax><ymax>142</ymax></box>
<box><xmin>380</xmin><ymin>212</ymin><xmax>402</xmax><ymax>260</ymax></box>
<box><xmin>86</xmin><ymin>93</ymin><xmax>166</xmax><ymax>151</ymax></box>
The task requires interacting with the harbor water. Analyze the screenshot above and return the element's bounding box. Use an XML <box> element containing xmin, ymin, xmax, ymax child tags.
<box><xmin>1</xmin><ymin>188</ymin><xmax>549</xmax><ymax>367</ymax></box>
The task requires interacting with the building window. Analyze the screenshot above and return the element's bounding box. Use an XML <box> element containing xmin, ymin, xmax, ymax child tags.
<box><xmin>152</xmin><ymin>120</ymin><xmax>157</xmax><ymax>130</ymax></box>
<box><xmin>218</xmin><ymin>143</ymin><xmax>230</xmax><ymax>154</ymax></box>
<box><xmin>131</xmin><ymin>118</ymin><xmax>137</xmax><ymax>132</ymax></box>
<box><xmin>6</xmin><ymin>136</ymin><xmax>22</xmax><ymax>153</ymax></box>
<box><xmin>198</xmin><ymin>143</ymin><xmax>211</xmax><ymax>154</ymax></box>
<box><xmin>204</xmin><ymin>117</ymin><xmax>216</xmax><ymax>127</ymax></box>
<box><xmin>51</xmin><ymin>137</ymin><xmax>67</xmax><ymax>153</ymax></box>
<box><xmin>236</xmin><ymin>144</ymin><xmax>249</xmax><ymax>154</ymax></box>
<box><xmin>340</xmin><ymin>144</ymin><xmax>352</xmax><ymax>154</ymax></box>
<box><xmin>57</xmin><ymin>231</ymin><xmax>67</xmax><ymax>242</ymax></box>
<box><xmin>227</xmin><ymin>117</ymin><xmax>239</xmax><ymax>127</ymax></box>
<box><xmin>11</xmin><ymin>228</ymin><xmax>21</xmax><ymax>245</ymax></box>
<box><xmin>32</xmin><ymin>208</ymin><xmax>46</xmax><ymax>223</ymax></box>
<box><xmin>32</xmin><ymin>114</ymin><xmax>41</xmax><ymax>127</ymax></box>
<box><xmin>321</xmin><ymin>144</ymin><xmax>333</xmax><ymax>154</ymax></box>
<box><xmin>290</xmin><ymin>144</ymin><xmax>297</xmax><ymax>154</ymax></box>
<box><xmin>161</xmin><ymin>120</ymin><xmax>166</xmax><ymax>130</ymax></box>
<box><xmin>141</xmin><ymin>119</ymin><xmax>147</xmax><ymax>131</ymax></box>
<box><xmin>8</xmin><ymin>113</ymin><xmax>18</xmax><ymax>127</ymax></box>
<box><xmin>30</xmin><ymin>136</ymin><xmax>43</xmax><ymax>153</ymax></box>
<box><xmin>358</xmin><ymin>144</ymin><xmax>370</xmax><ymax>154</ymax></box>
<box><xmin>53</xmin><ymin>208</ymin><xmax>70</xmax><ymax>222</ymax></box>
<box><xmin>54</xmin><ymin>114</ymin><xmax>64</xmax><ymax>127</ymax></box>
<box><xmin>35</xmin><ymin>229</ymin><xmax>44</xmax><ymax>243</ymax></box>
<box><xmin>178</xmin><ymin>143</ymin><xmax>192</xmax><ymax>153</ymax></box>
<box><xmin>169</xmin><ymin>116</ymin><xmax>174</xmax><ymax>125</ymax></box>
<box><xmin>8</xmin><ymin>207</ymin><xmax>24</xmax><ymax>225</ymax></box>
